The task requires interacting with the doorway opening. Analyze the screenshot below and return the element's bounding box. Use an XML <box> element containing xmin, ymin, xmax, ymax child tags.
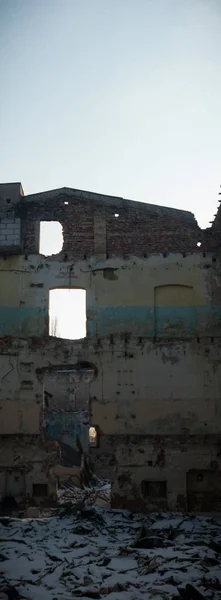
<box><xmin>41</xmin><ymin>363</ymin><xmax>96</xmax><ymax>463</ymax></box>
<box><xmin>49</xmin><ymin>288</ymin><xmax>86</xmax><ymax>339</ymax></box>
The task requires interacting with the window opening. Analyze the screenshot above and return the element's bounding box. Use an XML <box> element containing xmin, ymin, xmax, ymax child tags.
<box><xmin>141</xmin><ymin>480</ymin><xmax>167</xmax><ymax>498</ymax></box>
<box><xmin>89</xmin><ymin>426</ymin><xmax>98</xmax><ymax>447</ymax></box>
<box><xmin>39</xmin><ymin>221</ymin><xmax>63</xmax><ymax>256</ymax></box>
<box><xmin>32</xmin><ymin>483</ymin><xmax>48</xmax><ymax>497</ymax></box>
<box><xmin>49</xmin><ymin>288</ymin><xmax>86</xmax><ymax>340</ymax></box>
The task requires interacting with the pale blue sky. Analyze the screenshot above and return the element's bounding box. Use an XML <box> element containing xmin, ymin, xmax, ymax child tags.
<box><xmin>1</xmin><ymin>0</ymin><xmax>221</xmax><ymax>338</ymax></box>
<box><xmin>1</xmin><ymin>0</ymin><xmax>221</xmax><ymax>230</ymax></box>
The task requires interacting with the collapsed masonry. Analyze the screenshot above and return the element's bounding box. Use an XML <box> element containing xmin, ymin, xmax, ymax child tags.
<box><xmin>0</xmin><ymin>181</ymin><xmax>221</xmax><ymax>511</ymax></box>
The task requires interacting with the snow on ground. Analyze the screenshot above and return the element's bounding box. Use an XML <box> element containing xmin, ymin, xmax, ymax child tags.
<box><xmin>1</xmin><ymin>487</ymin><xmax>221</xmax><ymax>599</ymax></box>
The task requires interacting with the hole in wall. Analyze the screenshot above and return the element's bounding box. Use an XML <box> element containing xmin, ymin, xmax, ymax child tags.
<box><xmin>49</xmin><ymin>288</ymin><xmax>86</xmax><ymax>340</ymax></box>
<box><xmin>197</xmin><ymin>241</ymin><xmax>202</xmax><ymax>247</ymax></box>
<box><xmin>64</xmin><ymin>201</ymin><xmax>69</xmax><ymax>205</ymax></box>
<box><xmin>114</xmin><ymin>213</ymin><xmax>119</xmax><ymax>218</ymax></box>
<box><xmin>32</xmin><ymin>483</ymin><xmax>48</xmax><ymax>497</ymax></box>
<box><xmin>6</xmin><ymin>198</ymin><xmax>11</xmax><ymax>204</ymax></box>
<box><xmin>39</xmin><ymin>221</ymin><xmax>63</xmax><ymax>256</ymax></box>
<box><xmin>0</xmin><ymin>495</ymin><xmax>18</xmax><ymax>514</ymax></box>
<box><xmin>141</xmin><ymin>480</ymin><xmax>167</xmax><ymax>499</ymax></box>
<box><xmin>89</xmin><ymin>426</ymin><xmax>98</xmax><ymax>447</ymax></box>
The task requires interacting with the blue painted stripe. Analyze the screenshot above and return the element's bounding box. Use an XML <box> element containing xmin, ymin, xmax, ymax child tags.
<box><xmin>87</xmin><ymin>306</ymin><xmax>221</xmax><ymax>337</ymax></box>
<box><xmin>154</xmin><ymin>306</ymin><xmax>195</xmax><ymax>336</ymax></box>
<box><xmin>0</xmin><ymin>307</ymin><xmax>47</xmax><ymax>336</ymax></box>
<box><xmin>88</xmin><ymin>306</ymin><xmax>154</xmax><ymax>336</ymax></box>
<box><xmin>0</xmin><ymin>305</ymin><xmax>220</xmax><ymax>337</ymax></box>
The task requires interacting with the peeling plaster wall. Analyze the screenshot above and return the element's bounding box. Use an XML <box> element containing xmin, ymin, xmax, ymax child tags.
<box><xmin>0</xmin><ymin>182</ymin><xmax>221</xmax><ymax>509</ymax></box>
<box><xmin>0</xmin><ymin>253</ymin><xmax>220</xmax><ymax>338</ymax></box>
<box><xmin>111</xmin><ymin>436</ymin><xmax>221</xmax><ymax>512</ymax></box>
<box><xmin>0</xmin><ymin>331</ymin><xmax>221</xmax><ymax>507</ymax></box>
<box><xmin>44</xmin><ymin>410</ymin><xmax>89</xmax><ymax>452</ymax></box>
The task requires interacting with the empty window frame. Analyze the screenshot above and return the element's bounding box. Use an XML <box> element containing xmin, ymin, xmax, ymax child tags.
<box><xmin>49</xmin><ymin>288</ymin><xmax>86</xmax><ymax>340</ymax></box>
<box><xmin>32</xmin><ymin>483</ymin><xmax>48</xmax><ymax>497</ymax></box>
<box><xmin>39</xmin><ymin>221</ymin><xmax>63</xmax><ymax>256</ymax></box>
<box><xmin>141</xmin><ymin>480</ymin><xmax>167</xmax><ymax>499</ymax></box>
<box><xmin>89</xmin><ymin>426</ymin><xmax>98</xmax><ymax>447</ymax></box>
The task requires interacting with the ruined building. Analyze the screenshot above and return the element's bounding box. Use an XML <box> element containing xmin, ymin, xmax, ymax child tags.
<box><xmin>0</xmin><ymin>181</ymin><xmax>221</xmax><ymax>511</ymax></box>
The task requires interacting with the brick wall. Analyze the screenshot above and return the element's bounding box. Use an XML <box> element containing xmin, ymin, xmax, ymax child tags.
<box><xmin>13</xmin><ymin>188</ymin><xmax>221</xmax><ymax>257</ymax></box>
<box><xmin>20</xmin><ymin>198</ymin><xmax>94</xmax><ymax>258</ymax></box>
<box><xmin>0</xmin><ymin>215</ymin><xmax>21</xmax><ymax>247</ymax></box>
<box><xmin>106</xmin><ymin>206</ymin><xmax>201</xmax><ymax>256</ymax></box>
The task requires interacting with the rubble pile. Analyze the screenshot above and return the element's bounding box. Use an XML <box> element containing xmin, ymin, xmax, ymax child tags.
<box><xmin>58</xmin><ymin>478</ymin><xmax>111</xmax><ymax>509</ymax></box>
<box><xmin>1</xmin><ymin>509</ymin><xmax>221</xmax><ymax>600</ymax></box>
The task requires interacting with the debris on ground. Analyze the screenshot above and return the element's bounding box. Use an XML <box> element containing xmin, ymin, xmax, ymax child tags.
<box><xmin>58</xmin><ymin>477</ymin><xmax>111</xmax><ymax>509</ymax></box>
<box><xmin>1</xmin><ymin>506</ymin><xmax>221</xmax><ymax>600</ymax></box>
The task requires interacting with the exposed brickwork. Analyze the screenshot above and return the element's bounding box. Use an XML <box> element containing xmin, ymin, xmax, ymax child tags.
<box><xmin>0</xmin><ymin>184</ymin><xmax>219</xmax><ymax>257</ymax></box>
<box><xmin>0</xmin><ymin>181</ymin><xmax>221</xmax><ymax>510</ymax></box>
<box><xmin>19</xmin><ymin>195</ymin><xmax>220</xmax><ymax>258</ymax></box>
<box><xmin>106</xmin><ymin>205</ymin><xmax>201</xmax><ymax>256</ymax></box>
<box><xmin>0</xmin><ymin>215</ymin><xmax>21</xmax><ymax>246</ymax></box>
<box><xmin>20</xmin><ymin>198</ymin><xmax>94</xmax><ymax>258</ymax></box>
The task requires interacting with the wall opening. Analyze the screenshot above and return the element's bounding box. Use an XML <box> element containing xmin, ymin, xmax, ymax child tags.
<box><xmin>89</xmin><ymin>426</ymin><xmax>98</xmax><ymax>447</ymax></box>
<box><xmin>141</xmin><ymin>480</ymin><xmax>167</xmax><ymax>499</ymax></box>
<box><xmin>49</xmin><ymin>288</ymin><xmax>86</xmax><ymax>339</ymax></box>
<box><xmin>39</xmin><ymin>221</ymin><xmax>63</xmax><ymax>256</ymax></box>
<box><xmin>42</xmin><ymin>363</ymin><xmax>95</xmax><ymax>459</ymax></box>
<box><xmin>187</xmin><ymin>469</ymin><xmax>221</xmax><ymax>512</ymax></box>
<box><xmin>32</xmin><ymin>483</ymin><xmax>48</xmax><ymax>497</ymax></box>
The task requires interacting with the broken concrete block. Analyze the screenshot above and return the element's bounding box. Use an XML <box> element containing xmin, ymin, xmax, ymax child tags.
<box><xmin>26</xmin><ymin>507</ymin><xmax>40</xmax><ymax>518</ymax></box>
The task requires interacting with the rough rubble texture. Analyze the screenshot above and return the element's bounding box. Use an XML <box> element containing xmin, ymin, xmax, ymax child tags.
<box><xmin>1</xmin><ymin>505</ymin><xmax>221</xmax><ymax>600</ymax></box>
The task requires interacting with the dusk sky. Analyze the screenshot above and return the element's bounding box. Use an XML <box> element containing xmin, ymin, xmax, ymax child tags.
<box><xmin>1</xmin><ymin>0</ymin><xmax>220</xmax><ymax>337</ymax></box>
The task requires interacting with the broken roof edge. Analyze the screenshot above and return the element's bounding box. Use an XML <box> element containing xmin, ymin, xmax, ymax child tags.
<box><xmin>23</xmin><ymin>186</ymin><xmax>198</xmax><ymax>225</ymax></box>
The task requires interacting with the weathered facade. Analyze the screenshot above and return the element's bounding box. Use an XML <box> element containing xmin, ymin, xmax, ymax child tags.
<box><xmin>0</xmin><ymin>181</ymin><xmax>221</xmax><ymax>510</ymax></box>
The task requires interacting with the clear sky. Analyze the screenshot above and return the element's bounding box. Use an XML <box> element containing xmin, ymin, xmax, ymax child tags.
<box><xmin>1</xmin><ymin>0</ymin><xmax>221</xmax><ymax>229</ymax></box>
<box><xmin>1</xmin><ymin>0</ymin><xmax>221</xmax><ymax>338</ymax></box>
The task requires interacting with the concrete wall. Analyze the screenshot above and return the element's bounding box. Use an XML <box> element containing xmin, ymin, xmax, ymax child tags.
<box><xmin>0</xmin><ymin>330</ymin><xmax>221</xmax><ymax>507</ymax></box>
<box><xmin>44</xmin><ymin>410</ymin><xmax>89</xmax><ymax>451</ymax></box>
<box><xmin>111</xmin><ymin>437</ymin><xmax>221</xmax><ymax>512</ymax></box>
<box><xmin>0</xmin><ymin>253</ymin><xmax>220</xmax><ymax>338</ymax></box>
<box><xmin>0</xmin><ymin>182</ymin><xmax>221</xmax><ymax>510</ymax></box>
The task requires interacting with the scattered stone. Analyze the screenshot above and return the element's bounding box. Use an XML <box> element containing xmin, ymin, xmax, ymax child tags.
<box><xmin>133</xmin><ymin>535</ymin><xmax>166</xmax><ymax>549</ymax></box>
<box><xmin>201</xmin><ymin>577</ymin><xmax>221</xmax><ymax>591</ymax></box>
<box><xmin>179</xmin><ymin>584</ymin><xmax>207</xmax><ymax>600</ymax></box>
<box><xmin>0</xmin><ymin>553</ymin><xmax>8</xmax><ymax>561</ymax></box>
<box><xmin>83</xmin><ymin>576</ymin><xmax>93</xmax><ymax>586</ymax></box>
<box><xmin>26</xmin><ymin>507</ymin><xmax>40</xmax><ymax>519</ymax></box>
<box><xmin>209</xmin><ymin>541</ymin><xmax>221</xmax><ymax>555</ymax></box>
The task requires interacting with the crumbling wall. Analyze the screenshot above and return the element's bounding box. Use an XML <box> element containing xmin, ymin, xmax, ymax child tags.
<box><xmin>0</xmin><ymin>182</ymin><xmax>221</xmax><ymax>509</ymax></box>
<box><xmin>0</xmin><ymin>183</ymin><xmax>23</xmax><ymax>254</ymax></box>
<box><xmin>111</xmin><ymin>436</ymin><xmax>221</xmax><ymax>512</ymax></box>
<box><xmin>44</xmin><ymin>411</ymin><xmax>89</xmax><ymax>452</ymax></box>
<box><xmin>0</xmin><ymin>253</ymin><xmax>220</xmax><ymax>338</ymax></box>
<box><xmin>0</xmin><ymin>330</ymin><xmax>221</xmax><ymax>504</ymax></box>
<box><xmin>13</xmin><ymin>187</ymin><xmax>213</xmax><ymax>258</ymax></box>
<box><xmin>42</xmin><ymin>368</ymin><xmax>92</xmax><ymax>452</ymax></box>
